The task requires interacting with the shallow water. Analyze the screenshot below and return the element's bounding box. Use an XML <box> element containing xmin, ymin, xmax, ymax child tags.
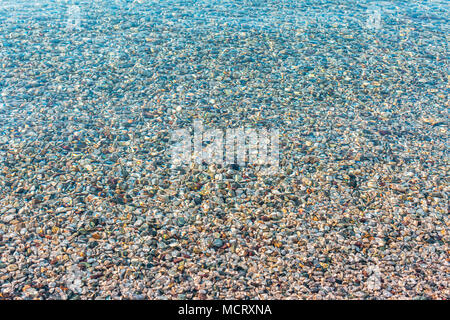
<box><xmin>0</xmin><ymin>0</ymin><xmax>448</xmax><ymax>300</ymax></box>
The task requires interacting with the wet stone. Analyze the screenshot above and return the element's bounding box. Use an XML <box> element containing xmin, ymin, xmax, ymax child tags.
<box><xmin>0</xmin><ymin>0</ymin><xmax>447</xmax><ymax>300</ymax></box>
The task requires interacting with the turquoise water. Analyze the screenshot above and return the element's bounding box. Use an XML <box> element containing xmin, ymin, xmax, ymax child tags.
<box><xmin>0</xmin><ymin>0</ymin><xmax>448</xmax><ymax>300</ymax></box>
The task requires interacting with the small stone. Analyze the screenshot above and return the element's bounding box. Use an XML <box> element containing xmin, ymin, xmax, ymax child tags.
<box><xmin>7</xmin><ymin>264</ymin><xmax>19</xmax><ymax>272</ymax></box>
<box><xmin>213</xmin><ymin>239</ymin><xmax>224</xmax><ymax>248</ymax></box>
<box><xmin>2</xmin><ymin>214</ymin><xmax>15</xmax><ymax>223</ymax></box>
<box><xmin>134</xmin><ymin>219</ymin><xmax>143</xmax><ymax>227</ymax></box>
<box><xmin>91</xmin><ymin>233</ymin><xmax>102</xmax><ymax>240</ymax></box>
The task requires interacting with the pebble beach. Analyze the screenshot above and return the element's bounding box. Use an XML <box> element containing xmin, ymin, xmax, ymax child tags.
<box><xmin>0</xmin><ymin>0</ymin><xmax>449</xmax><ymax>299</ymax></box>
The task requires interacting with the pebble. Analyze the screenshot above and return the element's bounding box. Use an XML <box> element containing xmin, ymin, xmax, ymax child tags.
<box><xmin>213</xmin><ymin>239</ymin><xmax>224</xmax><ymax>248</ymax></box>
<box><xmin>0</xmin><ymin>0</ymin><xmax>447</xmax><ymax>300</ymax></box>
